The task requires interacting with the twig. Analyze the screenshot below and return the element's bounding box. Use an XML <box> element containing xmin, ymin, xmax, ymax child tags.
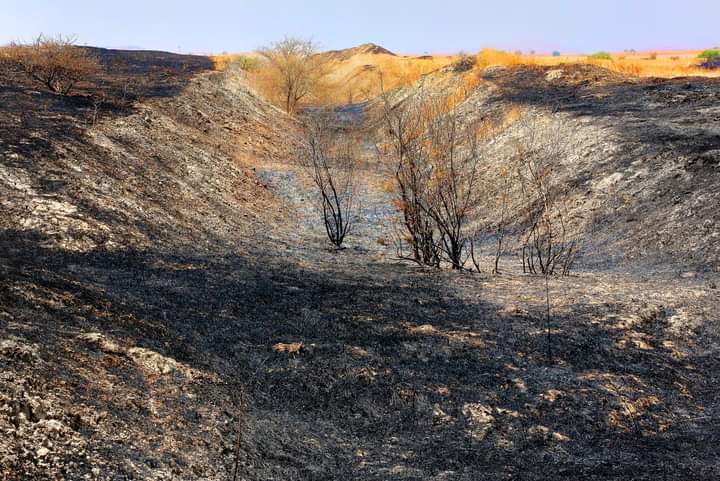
<box><xmin>545</xmin><ymin>272</ymin><xmax>552</xmax><ymax>362</ymax></box>
<box><xmin>231</xmin><ymin>387</ymin><xmax>245</xmax><ymax>481</ymax></box>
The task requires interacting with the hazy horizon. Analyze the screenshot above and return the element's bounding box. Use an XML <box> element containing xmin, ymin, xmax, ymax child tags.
<box><xmin>1</xmin><ymin>0</ymin><xmax>719</xmax><ymax>55</ymax></box>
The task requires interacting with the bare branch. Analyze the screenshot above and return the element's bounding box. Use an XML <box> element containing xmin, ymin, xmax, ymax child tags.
<box><xmin>297</xmin><ymin>109</ymin><xmax>360</xmax><ymax>248</ymax></box>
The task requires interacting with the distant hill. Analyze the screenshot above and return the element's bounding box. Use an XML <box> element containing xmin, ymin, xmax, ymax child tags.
<box><xmin>323</xmin><ymin>42</ymin><xmax>396</xmax><ymax>61</ymax></box>
<box><xmin>316</xmin><ymin>43</ymin><xmax>456</xmax><ymax>103</ymax></box>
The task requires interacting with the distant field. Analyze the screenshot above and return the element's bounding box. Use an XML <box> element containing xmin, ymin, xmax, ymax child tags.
<box><xmin>466</xmin><ymin>48</ymin><xmax>720</xmax><ymax>78</ymax></box>
<box><xmin>531</xmin><ymin>50</ymin><xmax>720</xmax><ymax>78</ymax></box>
<box><xmin>320</xmin><ymin>51</ymin><xmax>457</xmax><ymax>103</ymax></box>
<box><xmin>212</xmin><ymin>48</ymin><xmax>720</xmax><ymax>79</ymax></box>
<box><xmin>211</xmin><ymin>46</ymin><xmax>458</xmax><ymax>103</ymax></box>
<box><xmin>209</xmin><ymin>52</ymin><xmax>259</xmax><ymax>71</ymax></box>
<box><xmin>209</xmin><ymin>47</ymin><xmax>720</xmax><ymax>109</ymax></box>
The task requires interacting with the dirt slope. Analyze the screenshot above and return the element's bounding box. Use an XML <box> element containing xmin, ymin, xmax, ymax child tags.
<box><xmin>322</xmin><ymin>43</ymin><xmax>397</xmax><ymax>61</ymax></box>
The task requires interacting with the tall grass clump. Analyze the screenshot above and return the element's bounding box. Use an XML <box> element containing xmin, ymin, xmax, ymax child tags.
<box><xmin>475</xmin><ymin>49</ymin><xmax>524</xmax><ymax>68</ymax></box>
<box><xmin>211</xmin><ymin>54</ymin><xmax>258</xmax><ymax>72</ymax></box>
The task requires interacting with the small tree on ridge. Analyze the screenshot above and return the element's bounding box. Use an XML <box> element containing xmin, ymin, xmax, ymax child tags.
<box><xmin>257</xmin><ymin>37</ymin><xmax>324</xmax><ymax>113</ymax></box>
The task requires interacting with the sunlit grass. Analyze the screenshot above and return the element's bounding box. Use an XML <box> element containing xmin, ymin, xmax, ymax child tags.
<box><xmin>530</xmin><ymin>50</ymin><xmax>720</xmax><ymax>78</ymax></box>
<box><xmin>211</xmin><ymin>46</ymin><xmax>719</xmax><ymax>110</ymax></box>
<box><xmin>209</xmin><ymin>53</ymin><xmax>257</xmax><ymax>71</ymax></box>
<box><xmin>323</xmin><ymin>52</ymin><xmax>458</xmax><ymax>103</ymax></box>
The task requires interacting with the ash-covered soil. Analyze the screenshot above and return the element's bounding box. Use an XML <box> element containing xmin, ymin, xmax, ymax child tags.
<box><xmin>254</xmin><ymin>160</ymin><xmax>397</xmax><ymax>258</ymax></box>
<box><xmin>466</xmin><ymin>64</ymin><xmax>720</xmax><ymax>273</ymax></box>
<box><xmin>1</xmin><ymin>51</ymin><xmax>720</xmax><ymax>480</ymax></box>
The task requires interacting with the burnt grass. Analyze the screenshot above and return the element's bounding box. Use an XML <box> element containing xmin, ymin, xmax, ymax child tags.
<box><xmin>1</xmin><ymin>51</ymin><xmax>720</xmax><ymax>480</ymax></box>
<box><xmin>3</xmin><ymin>221</ymin><xmax>720</xmax><ymax>480</ymax></box>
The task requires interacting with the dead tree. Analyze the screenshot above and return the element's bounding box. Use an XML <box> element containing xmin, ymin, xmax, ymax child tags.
<box><xmin>297</xmin><ymin>110</ymin><xmax>360</xmax><ymax>248</ymax></box>
<box><xmin>420</xmin><ymin>97</ymin><xmax>485</xmax><ymax>269</ymax></box>
<box><xmin>492</xmin><ymin>166</ymin><xmax>513</xmax><ymax>274</ymax></box>
<box><xmin>469</xmin><ymin>160</ymin><xmax>513</xmax><ymax>274</ymax></box>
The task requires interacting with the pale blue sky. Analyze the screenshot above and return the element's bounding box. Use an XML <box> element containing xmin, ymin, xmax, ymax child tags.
<box><xmin>1</xmin><ymin>0</ymin><xmax>718</xmax><ymax>54</ymax></box>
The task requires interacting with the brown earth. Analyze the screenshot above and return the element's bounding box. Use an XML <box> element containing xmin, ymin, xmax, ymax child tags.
<box><xmin>1</xmin><ymin>48</ymin><xmax>719</xmax><ymax>480</ymax></box>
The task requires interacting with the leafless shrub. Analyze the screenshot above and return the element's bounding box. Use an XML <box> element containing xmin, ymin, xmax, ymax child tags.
<box><xmin>491</xmin><ymin>166</ymin><xmax>514</xmax><ymax>274</ymax></box>
<box><xmin>377</xmin><ymin>90</ymin><xmax>440</xmax><ymax>266</ymax></box>
<box><xmin>452</xmin><ymin>55</ymin><xmax>477</xmax><ymax>72</ymax></box>
<box><xmin>377</xmin><ymin>85</ymin><xmax>488</xmax><ymax>269</ymax></box>
<box><xmin>85</xmin><ymin>81</ymin><xmax>138</xmax><ymax>125</ymax></box>
<box><xmin>513</xmin><ymin>115</ymin><xmax>582</xmax><ymax>276</ymax></box>
<box><xmin>4</xmin><ymin>34</ymin><xmax>100</xmax><ymax>95</ymax></box>
<box><xmin>297</xmin><ymin>110</ymin><xmax>360</xmax><ymax>248</ymax></box>
<box><xmin>469</xmin><ymin>163</ymin><xmax>514</xmax><ymax>274</ymax></box>
<box><xmin>230</xmin><ymin>386</ymin><xmax>245</xmax><ymax>481</ymax></box>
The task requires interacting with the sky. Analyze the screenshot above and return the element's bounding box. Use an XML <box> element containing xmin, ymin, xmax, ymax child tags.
<box><xmin>1</xmin><ymin>0</ymin><xmax>718</xmax><ymax>54</ymax></box>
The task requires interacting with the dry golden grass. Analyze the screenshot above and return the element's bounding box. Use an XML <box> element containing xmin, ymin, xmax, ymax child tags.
<box><xmin>444</xmin><ymin>72</ymin><xmax>485</xmax><ymax>109</ymax></box>
<box><xmin>321</xmin><ymin>52</ymin><xmax>458</xmax><ymax>103</ymax></box>
<box><xmin>209</xmin><ymin>53</ymin><xmax>259</xmax><ymax>72</ymax></box>
<box><xmin>465</xmin><ymin>48</ymin><xmax>718</xmax><ymax>78</ymax></box>
<box><xmin>210</xmin><ymin>48</ymin><xmax>457</xmax><ymax>106</ymax></box>
<box><xmin>530</xmin><ymin>50</ymin><xmax>720</xmax><ymax>78</ymax></box>
<box><xmin>322</xmin><ymin>48</ymin><xmax>719</xmax><ymax>106</ymax></box>
<box><xmin>475</xmin><ymin>48</ymin><xmax>527</xmax><ymax>68</ymax></box>
<box><xmin>212</xmin><ymin>46</ymin><xmax>719</xmax><ymax>111</ymax></box>
<box><xmin>209</xmin><ymin>54</ymin><xmax>235</xmax><ymax>71</ymax></box>
<box><xmin>503</xmin><ymin>104</ymin><xmax>523</xmax><ymax>127</ymax></box>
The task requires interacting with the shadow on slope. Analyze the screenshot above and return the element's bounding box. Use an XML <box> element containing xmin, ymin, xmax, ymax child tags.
<box><xmin>1</xmin><ymin>228</ymin><xmax>718</xmax><ymax>479</ymax></box>
<box><xmin>483</xmin><ymin>64</ymin><xmax>720</xmax><ymax>156</ymax></box>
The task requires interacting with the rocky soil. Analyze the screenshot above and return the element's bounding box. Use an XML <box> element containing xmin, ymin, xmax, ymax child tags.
<box><xmin>1</xmin><ymin>50</ymin><xmax>719</xmax><ymax>480</ymax></box>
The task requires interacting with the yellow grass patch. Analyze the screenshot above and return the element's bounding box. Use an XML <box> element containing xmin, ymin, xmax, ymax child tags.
<box><xmin>530</xmin><ymin>50</ymin><xmax>720</xmax><ymax>78</ymax></box>
<box><xmin>476</xmin><ymin>48</ymin><xmax>526</xmax><ymax>68</ymax></box>
<box><xmin>322</xmin><ymin>52</ymin><xmax>457</xmax><ymax>103</ymax></box>
<box><xmin>209</xmin><ymin>54</ymin><xmax>233</xmax><ymax>71</ymax></box>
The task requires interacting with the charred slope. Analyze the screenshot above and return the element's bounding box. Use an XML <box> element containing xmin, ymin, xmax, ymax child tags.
<box><xmin>1</xmin><ymin>52</ymin><xmax>719</xmax><ymax>481</ymax></box>
<box><xmin>0</xmin><ymin>50</ymin><xmax>300</xmax><ymax>479</ymax></box>
<box><xmin>0</xmin><ymin>53</ymin><xmax>297</xmax><ymax>252</ymax></box>
<box><xmin>474</xmin><ymin>65</ymin><xmax>720</xmax><ymax>272</ymax></box>
<box><xmin>380</xmin><ymin>64</ymin><xmax>720</xmax><ymax>272</ymax></box>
